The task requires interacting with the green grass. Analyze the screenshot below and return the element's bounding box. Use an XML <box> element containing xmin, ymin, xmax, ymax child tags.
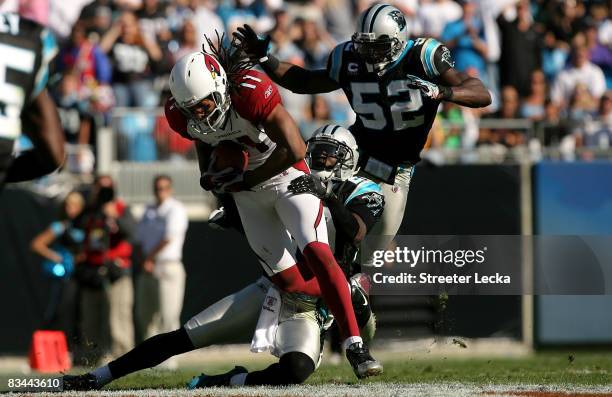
<box><xmin>105</xmin><ymin>352</ymin><xmax>612</xmax><ymax>390</ymax></box>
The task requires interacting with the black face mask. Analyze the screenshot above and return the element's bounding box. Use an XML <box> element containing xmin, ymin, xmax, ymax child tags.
<box><xmin>352</xmin><ymin>36</ymin><xmax>398</xmax><ymax>65</ymax></box>
<box><xmin>96</xmin><ymin>186</ymin><xmax>115</xmax><ymax>206</ymax></box>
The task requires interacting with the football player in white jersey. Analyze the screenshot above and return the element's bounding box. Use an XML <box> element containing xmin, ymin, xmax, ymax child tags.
<box><xmin>61</xmin><ymin>126</ymin><xmax>382</xmax><ymax>390</ymax></box>
<box><xmin>162</xmin><ymin>39</ymin><xmax>381</xmax><ymax>377</ymax></box>
<box><xmin>188</xmin><ymin>125</ymin><xmax>384</xmax><ymax>388</ymax></box>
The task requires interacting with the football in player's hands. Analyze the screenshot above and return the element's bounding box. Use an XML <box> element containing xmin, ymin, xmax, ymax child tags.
<box><xmin>209</xmin><ymin>140</ymin><xmax>249</xmax><ymax>173</ymax></box>
<box><xmin>200</xmin><ymin>141</ymin><xmax>249</xmax><ymax>192</ymax></box>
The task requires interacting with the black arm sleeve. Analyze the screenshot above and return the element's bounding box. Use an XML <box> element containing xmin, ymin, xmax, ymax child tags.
<box><xmin>261</xmin><ymin>54</ymin><xmax>338</xmax><ymax>94</ymax></box>
<box><xmin>326</xmin><ymin>195</ymin><xmax>360</xmax><ymax>241</ymax></box>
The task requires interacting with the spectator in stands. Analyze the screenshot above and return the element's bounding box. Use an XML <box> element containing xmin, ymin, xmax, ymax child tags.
<box><xmin>100</xmin><ymin>11</ymin><xmax>163</xmax><ymax>108</ymax></box>
<box><xmin>190</xmin><ymin>0</ymin><xmax>225</xmax><ymax>51</ymax></box>
<box><xmin>218</xmin><ymin>0</ymin><xmax>260</xmax><ymax>35</ymax></box>
<box><xmin>78</xmin><ymin>0</ymin><xmax>114</xmax><ymax>38</ymax></box>
<box><xmin>58</xmin><ymin>21</ymin><xmax>113</xmax><ymax>89</ymax></box>
<box><xmin>584</xmin><ymin>23</ymin><xmax>612</xmax><ymax>89</ymax></box>
<box><xmin>268</xmin><ymin>9</ymin><xmax>308</xmax><ymax>119</ymax></box>
<box><xmin>577</xmin><ymin>91</ymin><xmax>612</xmax><ymax>149</ymax></box>
<box><xmin>78</xmin><ymin>175</ymin><xmax>135</xmax><ymax>363</ymax></box>
<box><xmin>295</xmin><ymin>18</ymin><xmax>335</xmax><ymax>69</ymax></box>
<box><xmin>172</xmin><ymin>19</ymin><xmax>200</xmax><ymax>63</ymax></box>
<box><xmin>541</xmin><ymin>30</ymin><xmax>569</xmax><ymax>83</ymax></box>
<box><xmin>520</xmin><ymin>70</ymin><xmax>547</xmax><ymax>121</ymax></box>
<box><xmin>481</xmin><ymin>85</ymin><xmax>524</xmax><ymax>147</ymax></box>
<box><xmin>135</xmin><ymin>175</ymin><xmax>188</xmax><ymax>369</ymax></box>
<box><xmin>547</xmin><ymin>0</ymin><xmax>587</xmax><ymax>44</ymax></box>
<box><xmin>418</xmin><ymin>0</ymin><xmax>463</xmax><ymax>39</ymax></box>
<box><xmin>497</xmin><ymin>0</ymin><xmax>542</xmax><ymax>97</ymax></box>
<box><xmin>441</xmin><ymin>0</ymin><xmax>489</xmax><ymax>81</ymax></box>
<box><xmin>551</xmin><ymin>43</ymin><xmax>607</xmax><ymax>110</ymax></box>
<box><xmin>56</xmin><ymin>21</ymin><xmax>114</xmax><ymax>173</ymax></box>
<box><xmin>31</xmin><ymin>191</ymin><xmax>85</xmax><ymax>346</ymax></box>
<box><xmin>55</xmin><ymin>73</ymin><xmax>96</xmax><ymax>175</ymax></box>
<box><xmin>300</xmin><ymin>95</ymin><xmax>331</xmax><ymax>140</ymax></box>
<box><xmin>539</xmin><ymin>98</ymin><xmax>572</xmax><ymax>146</ymax></box>
<box><xmin>136</xmin><ymin>0</ymin><xmax>169</xmax><ymax>43</ymax></box>
<box><xmin>567</xmin><ymin>83</ymin><xmax>598</xmax><ymax>122</ymax></box>
<box><xmin>323</xmin><ymin>0</ymin><xmax>355</xmax><ymax>41</ymax></box>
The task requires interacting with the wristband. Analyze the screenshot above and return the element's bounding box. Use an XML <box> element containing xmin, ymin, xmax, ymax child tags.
<box><xmin>260</xmin><ymin>54</ymin><xmax>280</xmax><ymax>71</ymax></box>
<box><xmin>440</xmin><ymin>85</ymin><xmax>453</xmax><ymax>100</ymax></box>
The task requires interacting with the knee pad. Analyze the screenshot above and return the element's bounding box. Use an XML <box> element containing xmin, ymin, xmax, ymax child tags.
<box><xmin>279</xmin><ymin>352</ymin><xmax>315</xmax><ymax>384</ymax></box>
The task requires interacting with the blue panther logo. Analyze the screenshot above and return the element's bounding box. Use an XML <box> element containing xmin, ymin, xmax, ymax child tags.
<box><xmin>389</xmin><ymin>10</ymin><xmax>406</xmax><ymax>31</ymax></box>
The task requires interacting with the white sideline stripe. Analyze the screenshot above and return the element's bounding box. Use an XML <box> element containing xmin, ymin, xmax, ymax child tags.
<box><xmin>243</xmin><ymin>75</ymin><xmax>262</xmax><ymax>82</ymax></box>
<box><xmin>31</xmin><ymin>383</ymin><xmax>612</xmax><ymax>397</ymax></box>
<box><xmin>240</xmin><ymin>82</ymin><xmax>257</xmax><ymax>89</ymax></box>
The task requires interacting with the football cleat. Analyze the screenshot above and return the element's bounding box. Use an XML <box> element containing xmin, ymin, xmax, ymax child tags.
<box><xmin>187</xmin><ymin>366</ymin><xmax>248</xmax><ymax>389</ymax></box>
<box><xmin>345</xmin><ymin>342</ymin><xmax>383</xmax><ymax>379</ymax></box>
<box><xmin>62</xmin><ymin>373</ymin><xmax>100</xmax><ymax>391</ymax></box>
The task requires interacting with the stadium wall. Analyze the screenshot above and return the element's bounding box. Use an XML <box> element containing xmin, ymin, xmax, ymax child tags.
<box><xmin>533</xmin><ymin>162</ymin><xmax>612</xmax><ymax>346</ymax></box>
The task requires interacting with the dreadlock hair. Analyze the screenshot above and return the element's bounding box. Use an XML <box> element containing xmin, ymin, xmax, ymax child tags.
<box><xmin>203</xmin><ymin>31</ymin><xmax>256</xmax><ymax>95</ymax></box>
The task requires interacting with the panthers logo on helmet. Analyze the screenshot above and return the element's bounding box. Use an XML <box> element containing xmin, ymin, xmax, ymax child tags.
<box><xmin>388</xmin><ymin>10</ymin><xmax>406</xmax><ymax>31</ymax></box>
<box><xmin>203</xmin><ymin>54</ymin><xmax>221</xmax><ymax>79</ymax></box>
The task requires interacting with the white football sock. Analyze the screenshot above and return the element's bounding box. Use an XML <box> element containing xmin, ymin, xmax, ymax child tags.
<box><xmin>342</xmin><ymin>336</ymin><xmax>363</xmax><ymax>351</ymax></box>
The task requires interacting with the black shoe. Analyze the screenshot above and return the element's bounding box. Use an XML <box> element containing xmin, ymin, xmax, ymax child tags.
<box><xmin>187</xmin><ymin>366</ymin><xmax>248</xmax><ymax>389</ymax></box>
<box><xmin>62</xmin><ymin>373</ymin><xmax>100</xmax><ymax>391</ymax></box>
<box><xmin>345</xmin><ymin>342</ymin><xmax>383</xmax><ymax>379</ymax></box>
<box><xmin>350</xmin><ymin>273</ymin><xmax>373</xmax><ymax>329</ymax></box>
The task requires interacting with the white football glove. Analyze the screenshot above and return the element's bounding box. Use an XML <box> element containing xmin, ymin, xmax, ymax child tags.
<box><xmin>405</xmin><ymin>74</ymin><xmax>441</xmax><ymax>100</ymax></box>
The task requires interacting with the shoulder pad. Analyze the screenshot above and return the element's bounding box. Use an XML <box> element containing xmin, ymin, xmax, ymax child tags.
<box><xmin>328</xmin><ymin>41</ymin><xmax>352</xmax><ymax>83</ymax></box>
<box><xmin>415</xmin><ymin>37</ymin><xmax>442</xmax><ymax>77</ymax></box>
<box><xmin>344</xmin><ymin>177</ymin><xmax>382</xmax><ymax>205</ymax></box>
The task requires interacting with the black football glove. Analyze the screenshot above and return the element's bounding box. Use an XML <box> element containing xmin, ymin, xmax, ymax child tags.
<box><xmin>288</xmin><ymin>174</ymin><xmax>333</xmax><ymax>199</ymax></box>
<box><xmin>232</xmin><ymin>24</ymin><xmax>271</xmax><ymax>62</ymax></box>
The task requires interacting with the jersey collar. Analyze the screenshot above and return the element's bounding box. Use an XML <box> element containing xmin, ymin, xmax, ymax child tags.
<box><xmin>380</xmin><ymin>40</ymin><xmax>414</xmax><ymax>75</ymax></box>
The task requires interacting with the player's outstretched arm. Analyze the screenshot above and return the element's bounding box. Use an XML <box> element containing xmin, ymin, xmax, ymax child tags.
<box><xmin>6</xmin><ymin>89</ymin><xmax>65</xmax><ymax>182</ymax></box>
<box><xmin>243</xmin><ymin>104</ymin><xmax>306</xmax><ymax>188</ymax></box>
<box><xmin>233</xmin><ymin>24</ymin><xmax>339</xmax><ymax>94</ymax></box>
<box><xmin>439</xmin><ymin>68</ymin><xmax>492</xmax><ymax>108</ymax></box>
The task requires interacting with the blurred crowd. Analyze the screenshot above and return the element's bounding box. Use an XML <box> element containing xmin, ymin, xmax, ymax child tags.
<box><xmin>2</xmin><ymin>0</ymin><xmax>612</xmax><ymax>166</ymax></box>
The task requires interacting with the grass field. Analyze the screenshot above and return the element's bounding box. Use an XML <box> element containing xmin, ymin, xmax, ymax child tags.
<box><xmin>3</xmin><ymin>350</ymin><xmax>611</xmax><ymax>396</ymax></box>
<box><xmin>106</xmin><ymin>351</ymin><xmax>612</xmax><ymax>389</ymax></box>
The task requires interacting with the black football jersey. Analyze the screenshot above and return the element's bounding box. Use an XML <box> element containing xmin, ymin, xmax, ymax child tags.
<box><xmin>326</xmin><ymin>37</ymin><xmax>455</xmax><ymax>166</ymax></box>
<box><xmin>0</xmin><ymin>13</ymin><xmax>57</xmax><ymax>141</ymax></box>
<box><xmin>328</xmin><ymin>175</ymin><xmax>385</xmax><ymax>271</ymax></box>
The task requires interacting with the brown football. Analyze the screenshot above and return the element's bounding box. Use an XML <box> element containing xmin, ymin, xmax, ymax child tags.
<box><xmin>211</xmin><ymin>140</ymin><xmax>249</xmax><ymax>172</ymax></box>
